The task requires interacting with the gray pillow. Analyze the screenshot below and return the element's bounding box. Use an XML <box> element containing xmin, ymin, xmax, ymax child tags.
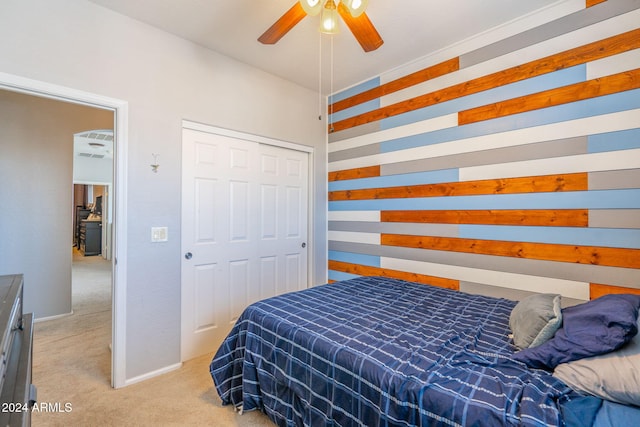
<box><xmin>553</xmin><ymin>318</ymin><xmax>640</xmax><ymax>406</ymax></box>
<box><xmin>509</xmin><ymin>293</ymin><xmax>562</xmax><ymax>349</ymax></box>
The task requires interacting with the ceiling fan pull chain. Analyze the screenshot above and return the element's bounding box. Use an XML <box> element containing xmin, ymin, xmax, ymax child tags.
<box><xmin>329</xmin><ymin>34</ymin><xmax>334</xmax><ymax>133</ymax></box>
<box><xmin>318</xmin><ymin>30</ymin><xmax>323</xmax><ymax>121</ymax></box>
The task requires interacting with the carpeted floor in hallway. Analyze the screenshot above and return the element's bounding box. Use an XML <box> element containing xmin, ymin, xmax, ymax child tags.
<box><xmin>31</xmin><ymin>249</ymin><xmax>272</xmax><ymax>426</ymax></box>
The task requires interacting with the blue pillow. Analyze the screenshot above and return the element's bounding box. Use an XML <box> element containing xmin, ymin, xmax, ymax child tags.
<box><xmin>512</xmin><ymin>294</ymin><xmax>640</xmax><ymax>369</ymax></box>
<box><xmin>594</xmin><ymin>400</ymin><xmax>640</xmax><ymax>427</ymax></box>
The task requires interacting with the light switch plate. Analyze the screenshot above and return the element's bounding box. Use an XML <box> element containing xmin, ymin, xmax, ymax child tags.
<box><xmin>151</xmin><ymin>226</ymin><xmax>168</xmax><ymax>242</ymax></box>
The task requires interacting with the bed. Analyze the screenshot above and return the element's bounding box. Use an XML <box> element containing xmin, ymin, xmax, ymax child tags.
<box><xmin>210</xmin><ymin>276</ymin><xmax>640</xmax><ymax>426</ymax></box>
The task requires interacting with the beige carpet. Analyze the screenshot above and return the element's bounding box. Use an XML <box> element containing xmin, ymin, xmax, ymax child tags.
<box><xmin>32</xmin><ymin>249</ymin><xmax>273</xmax><ymax>426</ymax></box>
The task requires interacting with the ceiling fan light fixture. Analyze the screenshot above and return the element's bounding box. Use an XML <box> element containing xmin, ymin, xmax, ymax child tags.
<box><xmin>342</xmin><ymin>0</ymin><xmax>368</xmax><ymax>17</ymax></box>
<box><xmin>320</xmin><ymin>0</ymin><xmax>340</xmax><ymax>34</ymax></box>
<box><xmin>258</xmin><ymin>0</ymin><xmax>382</xmax><ymax>52</ymax></box>
<box><xmin>300</xmin><ymin>0</ymin><xmax>322</xmax><ymax>16</ymax></box>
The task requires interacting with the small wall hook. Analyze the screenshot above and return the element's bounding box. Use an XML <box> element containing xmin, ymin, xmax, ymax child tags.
<box><xmin>151</xmin><ymin>153</ymin><xmax>159</xmax><ymax>173</ymax></box>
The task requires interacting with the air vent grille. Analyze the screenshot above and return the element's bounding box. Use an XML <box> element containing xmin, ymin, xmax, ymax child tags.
<box><xmin>78</xmin><ymin>153</ymin><xmax>105</xmax><ymax>158</ymax></box>
<box><xmin>76</xmin><ymin>130</ymin><xmax>113</xmax><ymax>141</ymax></box>
<box><xmin>74</xmin><ymin>129</ymin><xmax>113</xmax><ymax>160</ymax></box>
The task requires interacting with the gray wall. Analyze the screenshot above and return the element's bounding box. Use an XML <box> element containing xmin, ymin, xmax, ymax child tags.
<box><xmin>0</xmin><ymin>90</ymin><xmax>113</xmax><ymax>317</ymax></box>
<box><xmin>0</xmin><ymin>0</ymin><xmax>327</xmax><ymax>382</ymax></box>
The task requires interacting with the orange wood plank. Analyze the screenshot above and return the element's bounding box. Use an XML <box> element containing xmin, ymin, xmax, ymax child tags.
<box><xmin>459</xmin><ymin>69</ymin><xmax>640</xmax><ymax>125</ymax></box>
<box><xmin>381</xmin><ymin>209</ymin><xmax>589</xmax><ymax>227</ymax></box>
<box><xmin>328</xmin><ymin>165</ymin><xmax>380</xmax><ymax>182</ymax></box>
<box><xmin>330</xmin><ymin>58</ymin><xmax>460</xmax><ymax>114</ymax></box>
<box><xmin>328</xmin><ymin>260</ymin><xmax>459</xmax><ymax>290</ymax></box>
<box><xmin>590</xmin><ymin>283</ymin><xmax>640</xmax><ymax>299</ymax></box>
<box><xmin>329</xmin><ymin>173</ymin><xmax>588</xmax><ymax>201</ymax></box>
<box><xmin>381</xmin><ymin>234</ymin><xmax>640</xmax><ymax>269</ymax></box>
<box><xmin>330</xmin><ymin>29</ymin><xmax>640</xmax><ymax>133</ymax></box>
<box><xmin>586</xmin><ymin>0</ymin><xmax>607</xmax><ymax>7</ymax></box>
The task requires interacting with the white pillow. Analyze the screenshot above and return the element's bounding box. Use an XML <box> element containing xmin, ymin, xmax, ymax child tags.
<box><xmin>553</xmin><ymin>318</ymin><xmax>640</xmax><ymax>406</ymax></box>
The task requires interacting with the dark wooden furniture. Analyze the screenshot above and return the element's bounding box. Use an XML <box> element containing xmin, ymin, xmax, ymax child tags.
<box><xmin>74</xmin><ymin>207</ymin><xmax>91</xmax><ymax>248</ymax></box>
<box><xmin>0</xmin><ymin>274</ymin><xmax>36</xmax><ymax>426</ymax></box>
<box><xmin>79</xmin><ymin>220</ymin><xmax>102</xmax><ymax>256</ymax></box>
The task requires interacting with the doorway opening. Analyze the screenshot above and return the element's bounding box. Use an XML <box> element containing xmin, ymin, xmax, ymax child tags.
<box><xmin>71</xmin><ymin>181</ymin><xmax>113</xmax><ymax>380</ymax></box>
<box><xmin>72</xmin><ymin>132</ymin><xmax>115</xmax><ymax>338</ymax></box>
<box><xmin>0</xmin><ymin>72</ymin><xmax>128</xmax><ymax>388</ymax></box>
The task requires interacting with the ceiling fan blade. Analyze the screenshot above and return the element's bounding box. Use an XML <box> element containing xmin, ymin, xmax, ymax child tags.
<box><xmin>258</xmin><ymin>2</ymin><xmax>307</xmax><ymax>45</ymax></box>
<box><xmin>337</xmin><ymin>2</ymin><xmax>383</xmax><ymax>52</ymax></box>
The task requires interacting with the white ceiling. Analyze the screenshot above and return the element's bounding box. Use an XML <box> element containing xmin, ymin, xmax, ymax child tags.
<box><xmin>87</xmin><ymin>0</ymin><xmax>561</xmax><ymax>94</ymax></box>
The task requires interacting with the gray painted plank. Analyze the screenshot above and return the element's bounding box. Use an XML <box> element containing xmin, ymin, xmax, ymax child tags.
<box><xmin>381</xmin><ymin>137</ymin><xmax>587</xmax><ymax>176</ymax></box>
<box><xmin>328</xmin><ymin>121</ymin><xmax>380</xmax><ymax>143</ymax></box>
<box><xmin>590</xmin><ymin>209</ymin><xmax>640</xmax><ymax>229</ymax></box>
<box><xmin>460</xmin><ymin>0</ymin><xmax>640</xmax><ymax>68</ymax></box>
<box><xmin>329</xmin><ymin>220</ymin><xmax>460</xmax><ymax>237</ymax></box>
<box><xmin>329</xmin><ymin>143</ymin><xmax>380</xmax><ymax>162</ymax></box>
<box><xmin>459</xmin><ymin>282</ymin><xmax>586</xmax><ymax>306</ymax></box>
<box><xmin>589</xmin><ymin>169</ymin><xmax>640</xmax><ymax>190</ymax></box>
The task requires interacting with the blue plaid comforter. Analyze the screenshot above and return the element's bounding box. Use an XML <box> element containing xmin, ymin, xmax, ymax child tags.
<box><xmin>210</xmin><ymin>276</ymin><xmax>573</xmax><ymax>426</ymax></box>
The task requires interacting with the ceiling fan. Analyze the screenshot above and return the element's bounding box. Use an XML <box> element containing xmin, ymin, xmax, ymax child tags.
<box><xmin>258</xmin><ymin>0</ymin><xmax>383</xmax><ymax>52</ymax></box>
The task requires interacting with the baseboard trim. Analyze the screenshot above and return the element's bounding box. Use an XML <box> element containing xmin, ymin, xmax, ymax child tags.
<box><xmin>124</xmin><ymin>362</ymin><xmax>183</xmax><ymax>387</ymax></box>
<box><xmin>34</xmin><ymin>310</ymin><xmax>74</xmax><ymax>323</ymax></box>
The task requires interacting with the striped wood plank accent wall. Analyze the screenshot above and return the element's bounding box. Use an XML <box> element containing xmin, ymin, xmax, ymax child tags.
<box><xmin>327</xmin><ymin>0</ymin><xmax>640</xmax><ymax>301</ymax></box>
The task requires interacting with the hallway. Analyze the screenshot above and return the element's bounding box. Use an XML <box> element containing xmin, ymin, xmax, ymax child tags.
<box><xmin>32</xmin><ymin>249</ymin><xmax>112</xmax><ymax>424</ymax></box>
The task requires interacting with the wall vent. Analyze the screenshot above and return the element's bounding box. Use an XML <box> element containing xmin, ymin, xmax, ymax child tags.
<box><xmin>74</xmin><ymin>129</ymin><xmax>113</xmax><ymax>160</ymax></box>
<box><xmin>78</xmin><ymin>152</ymin><xmax>105</xmax><ymax>159</ymax></box>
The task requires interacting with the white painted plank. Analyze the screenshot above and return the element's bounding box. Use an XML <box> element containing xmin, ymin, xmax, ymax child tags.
<box><xmin>329</xmin><ymin>114</ymin><xmax>457</xmax><ymax>153</ymax></box>
<box><xmin>327</xmin><ymin>231</ymin><xmax>380</xmax><ymax>244</ymax></box>
<box><xmin>328</xmin><ymin>109</ymin><xmax>640</xmax><ymax>172</ymax></box>
<box><xmin>381</xmin><ymin>257</ymin><xmax>590</xmax><ymax>300</ymax></box>
<box><xmin>460</xmin><ymin>148</ymin><xmax>640</xmax><ymax>181</ymax></box>
<box><xmin>381</xmin><ymin>9</ymin><xmax>640</xmax><ymax>107</ymax></box>
<box><xmin>587</xmin><ymin>48</ymin><xmax>640</xmax><ymax>80</ymax></box>
<box><xmin>328</xmin><ymin>210</ymin><xmax>381</xmax><ymax>222</ymax></box>
<box><xmin>379</xmin><ymin>0</ymin><xmax>584</xmax><ymax>85</ymax></box>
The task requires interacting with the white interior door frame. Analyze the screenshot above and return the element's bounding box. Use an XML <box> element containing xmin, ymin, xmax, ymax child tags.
<box><xmin>182</xmin><ymin>120</ymin><xmax>316</xmax><ymax>287</ymax></box>
<box><xmin>0</xmin><ymin>71</ymin><xmax>129</xmax><ymax>389</ymax></box>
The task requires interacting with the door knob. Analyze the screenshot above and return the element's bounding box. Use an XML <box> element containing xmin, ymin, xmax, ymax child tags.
<box><xmin>185</xmin><ymin>252</ymin><xmax>193</xmax><ymax>260</ymax></box>
<box><xmin>301</xmin><ymin>242</ymin><xmax>306</xmax><ymax>248</ymax></box>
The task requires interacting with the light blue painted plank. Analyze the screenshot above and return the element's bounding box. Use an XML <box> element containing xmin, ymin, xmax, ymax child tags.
<box><xmin>327</xmin><ymin>270</ymin><xmax>359</xmax><ymax>282</ymax></box>
<box><xmin>328</xmin><ymin>169</ymin><xmax>459</xmax><ymax>191</ymax></box>
<box><xmin>330</xmin><ymin>77</ymin><xmax>380</xmax><ymax>103</ymax></box>
<box><xmin>381</xmin><ymin>88</ymin><xmax>640</xmax><ymax>153</ymax></box>
<box><xmin>328</xmin><ymin>189</ymin><xmax>640</xmax><ymax>211</ymax></box>
<box><xmin>588</xmin><ymin>128</ymin><xmax>640</xmax><ymax>153</ymax></box>
<box><xmin>459</xmin><ymin>225</ymin><xmax>640</xmax><ymax>249</ymax></box>
<box><xmin>328</xmin><ymin>250</ymin><xmax>381</xmax><ymax>267</ymax></box>
<box><xmin>379</xmin><ymin>65</ymin><xmax>586</xmax><ymax>131</ymax></box>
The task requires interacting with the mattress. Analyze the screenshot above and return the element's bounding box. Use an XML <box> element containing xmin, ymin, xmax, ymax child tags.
<box><xmin>210</xmin><ymin>276</ymin><xmax>575</xmax><ymax>426</ymax></box>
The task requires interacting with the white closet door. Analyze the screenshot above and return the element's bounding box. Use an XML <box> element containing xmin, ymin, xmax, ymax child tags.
<box><xmin>257</xmin><ymin>143</ymin><xmax>309</xmax><ymax>300</ymax></box>
<box><xmin>181</xmin><ymin>128</ymin><xmax>309</xmax><ymax>361</ymax></box>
